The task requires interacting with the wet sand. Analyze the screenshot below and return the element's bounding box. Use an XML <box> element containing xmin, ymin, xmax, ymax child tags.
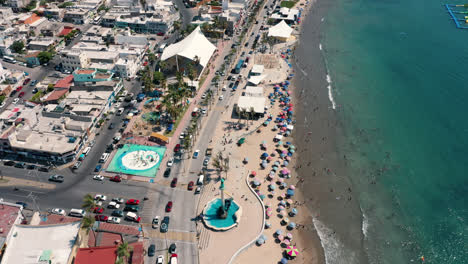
<box><xmin>291</xmin><ymin>0</ymin><xmax>369</xmax><ymax>262</ymax></box>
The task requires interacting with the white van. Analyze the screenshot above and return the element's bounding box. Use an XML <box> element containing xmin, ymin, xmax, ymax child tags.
<box><xmin>197</xmin><ymin>174</ymin><xmax>204</xmax><ymax>185</ymax></box>
<box><xmin>99</xmin><ymin>153</ymin><xmax>110</xmax><ymax>163</ymax></box>
<box><xmin>69</xmin><ymin>209</ymin><xmax>86</xmax><ymax>218</ymax></box>
<box><xmin>82</xmin><ymin>147</ymin><xmax>91</xmax><ymax>156</ymax></box>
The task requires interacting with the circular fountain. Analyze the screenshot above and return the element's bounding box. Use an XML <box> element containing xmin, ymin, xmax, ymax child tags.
<box><xmin>121</xmin><ymin>150</ymin><xmax>160</xmax><ymax>171</ymax></box>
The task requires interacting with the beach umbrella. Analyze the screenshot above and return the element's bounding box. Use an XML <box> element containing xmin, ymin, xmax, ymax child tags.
<box><xmin>283</xmin><ymin>160</ymin><xmax>289</xmax><ymax>166</ymax></box>
<box><xmin>281</xmin><ymin>169</ymin><xmax>289</xmax><ymax>175</ymax></box>
<box><xmin>277</xmin><ymin>234</ymin><xmax>284</xmax><ymax>241</ymax></box>
<box><xmin>262</xmin><ymin>140</ymin><xmax>267</xmax><ymax>144</ymax></box>
<box><xmin>281</xmin><ymin>258</ymin><xmax>288</xmax><ymax>264</ymax></box>
<box><xmin>251</xmin><ymin>171</ymin><xmax>257</xmax><ymax>176</ymax></box>
<box><xmin>262</xmin><ymin>152</ymin><xmax>269</xmax><ymax>158</ymax></box>
<box><xmin>265</xmin><ymin>222</ymin><xmax>271</xmax><ymax>228</ymax></box>
<box><xmin>289</xmin><ymin>185</ymin><xmax>296</xmax><ymax>190</ymax></box>
<box><xmin>269</xmin><ymin>184</ymin><xmax>276</xmax><ymax>190</ymax></box>
<box><xmin>286</xmin><ymin>233</ymin><xmax>293</xmax><ymax>239</ymax></box>
<box><xmin>253</xmin><ymin>181</ymin><xmax>260</xmax><ymax>186</ymax></box>
<box><xmin>265</xmin><ymin>202</ymin><xmax>271</xmax><ymax>208</ymax></box>
<box><xmin>287</xmin><ymin>189</ymin><xmax>295</xmax><ymax>196</ymax></box>
<box><xmin>273</xmin><ymin>166</ymin><xmax>279</xmax><ymax>171</ymax></box>
<box><xmin>285</xmin><ymin>156</ymin><xmax>291</xmax><ymax>161</ymax></box>
<box><xmin>256</xmin><ymin>238</ymin><xmax>265</xmax><ymax>245</ymax></box>
<box><xmin>291</xmin><ymin>208</ymin><xmax>298</xmax><ymax>216</ymax></box>
<box><xmin>286</xmin><ymin>246</ymin><xmax>299</xmax><ymax>257</ymax></box>
<box><xmin>289</xmin><ymin>149</ymin><xmax>295</xmax><ymax>154</ymax></box>
<box><xmin>286</xmin><ymin>199</ymin><xmax>294</xmax><ymax>205</ymax></box>
<box><xmin>266</xmin><ymin>211</ymin><xmax>273</xmax><ymax>217</ymax></box>
<box><xmin>274</xmin><ymin>161</ymin><xmax>281</xmax><ymax>166</ymax></box>
<box><xmin>260</xmin><ymin>194</ymin><xmax>266</xmax><ymax>200</ymax></box>
<box><xmin>280</xmin><ymin>211</ymin><xmax>287</xmax><ymax>217</ymax></box>
<box><xmin>288</xmin><ymin>222</ymin><xmax>296</xmax><ymax>229</ymax></box>
<box><xmin>261</xmin><ymin>163</ymin><xmax>267</xmax><ymax>168</ymax></box>
<box><xmin>279</xmin><ymin>200</ymin><xmax>286</xmax><ymax>206</ymax></box>
<box><xmin>278</xmin><ymin>205</ymin><xmax>285</xmax><ymax>211</ymax></box>
<box><xmin>280</xmin><ymin>193</ymin><xmax>286</xmax><ymax>199</ymax></box>
<box><xmin>282</xmin><ymin>218</ymin><xmax>290</xmax><ymax>225</ymax></box>
<box><xmin>289</xmin><ymin>145</ymin><xmax>296</xmax><ymax>149</ymax></box>
<box><xmin>277</xmin><ymin>178</ymin><xmax>284</xmax><ymax>183</ymax></box>
<box><xmin>261</xmin><ymin>234</ymin><xmax>268</xmax><ymax>241</ymax></box>
<box><xmin>276</xmin><ymin>229</ymin><xmax>283</xmax><ymax>235</ymax></box>
<box><xmin>267</xmin><ymin>156</ymin><xmax>273</xmax><ymax>161</ymax></box>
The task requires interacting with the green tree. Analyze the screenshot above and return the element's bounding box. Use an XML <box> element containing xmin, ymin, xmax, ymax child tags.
<box><xmin>81</xmin><ymin>215</ymin><xmax>95</xmax><ymax>234</ymax></box>
<box><xmin>82</xmin><ymin>194</ymin><xmax>97</xmax><ymax>212</ymax></box>
<box><xmin>153</xmin><ymin>71</ymin><xmax>165</xmax><ymax>85</ymax></box>
<box><xmin>47</xmin><ymin>83</ymin><xmax>54</xmax><ymax>92</ymax></box>
<box><xmin>116</xmin><ymin>241</ymin><xmax>132</xmax><ymax>264</ymax></box>
<box><xmin>37</xmin><ymin>51</ymin><xmax>53</xmax><ymax>64</ymax></box>
<box><xmin>212</xmin><ymin>152</ymin><xmax>230</xmax><ymax>179</ymax></box>
<box><xmin>10</xmin><ymin>41</ymin><xmax>24</xmax><ymax>54</ymax></box>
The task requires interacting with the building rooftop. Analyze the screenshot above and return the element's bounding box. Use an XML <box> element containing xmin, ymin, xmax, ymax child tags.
<box><xmin>23</xmin><ymin>13</ymin><xmax>41</xmax><ymax>25</ymax></box>
<box><xmin>54</xmin><ymin>74</ymin><xmax>74</xmax><ymax>89</ymax></box>
<box><xmin>75</xmin><ymin>69</ymin><xmax>95</xmax><ymax>75</ymax></box>
<box><xmin>1</xmin><ymin>221</ymin><xmax>80</xmax><ymax>264</ymax></box>
<box><xmin>39</xmin><ymin>214</ymin><xmax>81</xmax><ymax>225</ymax></box>
<box><xmin>0</xmin><ymin>202</ymin><xmax>22</xmax><ymax>240</ymax></box>
<box><xmin>75</xmin><ymin>246</ymin><xmax>117</xmax><ymax>264</ymax></box>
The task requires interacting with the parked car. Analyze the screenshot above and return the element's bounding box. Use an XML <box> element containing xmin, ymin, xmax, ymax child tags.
<box><xmin>48</xmin><ymin>174</ymin><xmax>64</xmax><ymax>183</ymax></box>
<box><xmin>93</xmin><ymin>207</ymin><xmax>104</xmax><ymax>214</ymax></box>
<box><xmin>23</xmin><ymin>78</ymin><xmax>31</xmax><ymax>85</ymax></box>
<box><xmin>12</xmin><ymin>98</ymin><xmax>20</xmax><ymax>104</ymax></box>
<box><xmin>26</xmin><ymin>164</ymin><xmax>36</xmax><ymax>170</ymax></box>
<box><xmin>125</xmin><ymin>212</ymin><xmax>141</xmax><ymax>223</ymax></box>
<box><xmin>156</xmin><ymin>255</ymin><xmax>164</xmax><ymax>264</ymax></box>
<box><xmin>18</xmin><ymin>92</ymin><xmax>25</xmax><ymax>98</ymax></box>
<box><xmin>167</xmin><ymin>157</ymin><xmax>174</xmax><ymax>167</ymax></box>
<box><xmin>32</xmin><ymin>88</ymin><xmax>38</xmax><ymax>94</ymax></box>
<box><xmin>14</xmin><ymin>162</ymin><xmax>25</xmax><ymax>168</ymax></box>
<box><xmin>94</xmin><ymin>165</ymin><xmax>102</xmax><ymax>172</ymax></box>
<box><xmin>112</xmin><ymin>210</ymin><xmax>124</xmax><ymax>217</ymax></box>
<box><xmin>195</xmin><ymin>186</ymin><xmax>201</xmax><ymax>194</ymax></box>
<box><xmin>174</xmin><ymin>144</ymin><xmax>181</xmax><ymax>152</ymax></box>
<box><xmin>93</xmin><ymin>175</ymin><xmax>104</xmax><ymax>181</ymax></box>
<box><xmin>110</xmin><ymin>175</ymin><xmax>122</xmax><ymax>182</ymax></box>
<box><xmin>193</xmin><ymin>150</ymin><xmax>200</xmax><ymax>159</ymax></box>
<box><xmin>16</xmin><ymin>86</ymin><xmax>23</xmax><ymax>92</ymax></box>
<box><xmin>160</xmin><ymin>216</ymin><xmax>170</xmax><ymax>233</ymax></box>
<box><xmin>51</xmin><ymin>208</ymin><xmax>66</xmax><ymax>216</ymax></box>
<box><xmin>108</xmin><ymin>201</ymin><xmax>120</xmax><ymax>209</ymax></box>
<box><xmin>188</xmin><ymin>181</ymin><xmax>194</xmax><ymax>191</ymax></box>
<box><xmin>72</xmin><ymin>161</ymin><xmax>82</xmax><ymax>170</ymax></box>
<box><xmin>124</xmin><ymin>204</ymin><xmax>139</xmax><ymax>212</ymax></box>
<box><xmin>171</xmin><ymin>178</ymin><xmax>178</xmax><ymax>188</ymax></box>
<box><xmin>148</xmin><ymin>244</ymin><xmax>156</xmax><ymax>257</ymax></box>
<box><xmin>169</xmin><ymin>243</ymin><xmax>177</xmax><ymax>253</ymax></box>
<box><xmin>163</xmin><ymin>168</ymin><xmax>171</xmax><ymax>178</ymax></box>
<box><xmin>95</xmin><ymin>215</ymin><xmax>108</xmax><ymax>222</ymax></box>
<box><xmin>108</xmin><ymin>123</ymin><xmax>114</xmax><ymax>129</ymax></box>
<box><xmin>165</xmin><ymin>201</ymin><xmax>173</xmax><ymax>212</ymax></box>
<box><xmin>30</xmin><ymin>80</ymin><xmax>38</xmax><ymax>86</ymax></box>
<box><xmin>107</xmin><ymin>217</ymin><xmax>121</xmax><ymax>224</ymax></box>
<box><xmin>112</xmin><ymin>197</ymin><xmax>125</xmax><ymax>204</ymax></box>
<box><xmin>152</xmin><ymin>216</ymin><xmax>160</xmax><ymax>229</ymax></box>
<box><xmin>4</xmin><ymin>160</ymin><xmax>15</xmax><ymax>166</ymax></box>
<box><xmin>94</xmin><ymin>194</ymin><xmax>107</xmax><ymax>201</ymax></box>
<box><xmin>126</xmin><ymin>199</ymin><xmax>140</xmax><ymax>205</ymax></box>
<box><xmin>203</xmin><ymin>157</ymin><xmax>210</xmax><ymax>167</ymax></box>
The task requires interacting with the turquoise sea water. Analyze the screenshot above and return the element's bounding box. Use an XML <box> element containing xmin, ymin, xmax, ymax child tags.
<box><xmin>321</xmin><ymin>0</ymin><xmax>468</xmax><ymax>263</ymax></box>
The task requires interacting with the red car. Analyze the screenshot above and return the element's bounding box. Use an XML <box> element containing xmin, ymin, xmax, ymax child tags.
<box><xmin>110</xmin><ymin>175</ymin><xmax>121</xmax><ymax>182</ymax></box>
<box><xmin>143</xmin><ymin>61</ymin><xmax>148</xmax><ymax>66</ymax></box>
<box><xmin>16</xmin><ymin>86</ymin><xmax>23</xmax><ymax>92</ymax></box>
<box><xmin>95</xmin><ymin>215</ymin><xmax>108</xmax><ymax>221</ymax></box>
<box><xmin>171</xmin><ymin>178</ymin><xmax>178</xmax><ymax>188</ymax></box>
<box><xmin>126</xmin><ymin>199</ymin><xmax>140</xmax><ymax>205</ymax></box>
<box><xmin>156</xmin><ymin>32</ymin><xmax>164</xmax><ymax>36</ymax></box>
<box><xmin>166</xmin><ymin>201</ymin><xmax>173</xmax><ymax>212</ymax></box>
<box><xmin>93</xmin><ymin>207</ymin><xmax>104</xmax><ymax>214</ymax></box>
<box><xmin>18</xmin><ymin>92</ymin><xmax>25</xmax><ymax>98</ymax></box>
<box><xmin>188</xmin><ymin>181</ymin><xmax>194</xmax><ymax>191</ymax></box>
<box><xmin>23</xmin><ymin>78</ymin><xmax>31</xmax><ymax>85</ymax></box>
<box><xmin>174</xmin><ymin>144</ymin><xmax>181</xmax><ymax>152</ymax></box>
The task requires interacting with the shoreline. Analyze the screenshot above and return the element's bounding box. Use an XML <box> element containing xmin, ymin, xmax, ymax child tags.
<box><xmin>290</xmin><ymin>0</ymin><xmax>370</xmax><ymax>262</ymax></box>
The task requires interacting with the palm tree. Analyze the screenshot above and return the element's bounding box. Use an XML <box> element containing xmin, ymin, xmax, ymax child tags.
<box><xmin>212</xmin><ymin>152</ymin><xmax>223</xmax><ymax>179</ymax></box>
<box><xmin>81</xmin><ymin>215</ymin><xmax>97</xmax><ymax>246</ymax></box>
<box><xmin>116</xmin><ymin>241</ymin><xmax>133</xmax><ymax>264</ymax></box>
<box><xmin>82</xmin><ymin>194</ymin><xmax>97</xmax><ymax>212</ymax></box>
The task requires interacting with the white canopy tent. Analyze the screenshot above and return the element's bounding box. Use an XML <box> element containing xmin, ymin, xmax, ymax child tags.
<box><xmin>237</xmin><ymin>96</ymin><xmax>266</xmax><ymax>114</ymax></box>
<box><xmin>268</xmin><ymin>20</ymin><xmax>293</xmax><ymax>40</ymax></box>
<box><xmin>161</xmin><ymin>26</ymin><xmax>217</xmax><ymax>69</ymax></box>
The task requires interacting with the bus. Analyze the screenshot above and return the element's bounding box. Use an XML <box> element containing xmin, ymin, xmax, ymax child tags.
<box><xmin>3</xmin><ymin>56</ymin><xmax>16</xmax><ymax>63</ymax></box>
<box><xmin>234</xmin><ymin>59</ymin><xmax>244</xmax><ymax>74</ymax></box>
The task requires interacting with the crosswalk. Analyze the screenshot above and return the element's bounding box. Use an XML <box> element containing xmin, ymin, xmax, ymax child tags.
<box><xmin>144</xmin><ymin>228</ymin><xmax>197</xmax><ymax>243</ymax></box>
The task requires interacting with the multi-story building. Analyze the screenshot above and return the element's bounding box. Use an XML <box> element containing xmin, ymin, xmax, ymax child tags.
<box><xmin>63</xmin><ymin>9</ymin><xmax>89</xmax><ymax>24</ymax></box>
<box><xmin>59</xmin><ymin>50</ymin><xmax>91</xmax><ymax>71</ymax></box>
<box><xmin>43</xmin><ymin>8</ymin><xmax>64</xmax><ymax>20</ymax></box>
<box><xmin>7</xmin><ymin>0</ymin><xmax>32</xmax><ymax>11</ymax></box>
<box><xmin>28</xmin><ymin>38</ymin><xmax>55</xmax><ymax>51</ymax></box>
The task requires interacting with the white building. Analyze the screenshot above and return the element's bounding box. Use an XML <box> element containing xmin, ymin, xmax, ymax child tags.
<box><xmin>63</xmin><ymin>9</ymin><xmax>89</xmax><ymax>24</ymax></box>
<box><xmin>270</xmin><ymin>7</ymin><xmax>299</xmax><ymax>24</ymax></box>
<box><xmin>59</xmin><ymin>50</ymin><xmax>91</xmax><ymax>71</ymax></box>
<box><xmin>161</xmin><ymin>26</ymin><xmax>217</xmax><ymax>77</ymax></box>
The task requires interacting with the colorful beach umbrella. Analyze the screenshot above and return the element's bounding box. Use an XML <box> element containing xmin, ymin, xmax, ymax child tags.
<box><xmin>277</xmin><ymin>178</ymin><xmax>284</xmax><ymax>183</ymax></box>
<box><xmin>269</xmin><ymin>184</ymin><xmax>276</xmax><ymax>190</ymax></box>
<box><xmin>286</xmin><ymin>233</ymin><xmax>293</xmax><ymax>239</ymax></box>
<box><xmin>276</xmin><ymin>229</ymin><xmax>283</xmax><ymax>235</ymax></box>
<box><xmin>265</xmin><ymin>222</ymin><xmax>271</xmax><ymax>228</ymax></box>
<box><xmin>286</xmin><ymin>199</ymin><xmax>294</xmax><ymax>205</ymax></box>
<box><xmin>279</xmin><ymin>211</ymin><xmax>287</xmax><ymax>217</ymax></box>
<box><xmin>287</xmin><ymin>189</ymin><xmax>295</xmax><ymax>196</ymax></box>
<box><xmin>251</xmin><ymin>171</ymin><xmax>257</xmax><ymax>176</ymax></box>
<box><xmin>288</xmin><ymin>222</ymin><xmax>296</xmax><ymax>229</ymax></box>
<box><xmin>279</xmin><ymin>200</ymin><xmax>286</xmax><ymax>206</ymax></box>
<box><xmin>278</xmin><ymin>205</ymin><xmax>285</xmax><ymax>211</ymax></box>
<box><xmin>289</xmin><ymin>185</ymin><xmax>296</xmax><ymax>190</ymax></box>
<box><xmin>283</xmin><ymin>238</ymin><xmax>291</xmax><ymax>245</ymax></box>
<box><xmin>291</xmin><ymin>208</ymin><xmax>298</xmax><ymax>214</ymax></box>
<box><xmin>286</xmin><ymin>246</ymin><xmax>299</xmax><ymax>257</ymax></box>
<box><xmin>277</xmin><ymin>234</ymin><xmax>284</xmax><ymax>241</ymax></box>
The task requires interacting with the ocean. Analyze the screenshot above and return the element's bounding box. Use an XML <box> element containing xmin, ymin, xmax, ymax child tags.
<box><xmin>314</xmin><ymin>0</ymin><xmax>468</xmax><ymax>263</ymax></box>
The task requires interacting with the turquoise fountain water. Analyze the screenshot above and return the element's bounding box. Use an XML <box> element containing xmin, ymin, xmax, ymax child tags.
<box><xmin>204</xmin><ymin>198</ymin><xmax>240</xmax><ymax>229</ymax></box>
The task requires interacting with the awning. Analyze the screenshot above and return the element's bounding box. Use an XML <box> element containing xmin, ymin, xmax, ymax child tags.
<box><xmin>150</xmin><ymin>132</ymin><xmax>169</xmax><ymax>143</ymax></box>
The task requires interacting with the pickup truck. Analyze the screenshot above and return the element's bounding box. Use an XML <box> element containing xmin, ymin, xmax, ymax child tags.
<box><xmin>205</xmin><ymin>147</ymin><xmax>213</xmax><ymax>157</ymax></box>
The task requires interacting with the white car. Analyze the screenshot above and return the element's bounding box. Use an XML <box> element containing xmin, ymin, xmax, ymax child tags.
<box><xmin>201</xmin><ymin>108</ymin><xmax>207</xmax><ymax>115</ymax></box>
<box><xmin>93</xmin><ymin>175</ymin><xmax>104</xmax><ymax>181</ymax></box>
<box><xmin>219</xmin><ymin>95</ymin><xmax>224</xmax><ymax>100</ymax></box>
<box><xmin>112</xmin><ymin>197</ymin><xmax>125</xmax><ymax>204</ymax></box>
<box><xmin>0</xmin><ymin>102</ymin><xmax>5</xmax><ymax>108</ymax></box>
<box><xmin>108</xmin><ymin>201</ymin><xmax>120</xmax><ymax>209</ymax></box>
<box><xmin>156</xmin><ymin>255</ymin><xmax>164</xmax><ymax>264</ymax></box>
<box><xmin>13</xmin><ymin>98</ymin><xmax>20</xmax><ymax>105</ymax></box>
<box><xmin>51</xmin><ymin>208</ymin><xmax>66</xmax><ymax>216</ymax></box>
<box><xmin>179</xmin><ymin>132</ymin><xmax>185</xmax><ymax>140</ymax></box>
<box><xmin>167</xmin><ymin>157</ymin><xmax>174</xmax><ymax>167</ymax></box>
<box><xmin>152</xmin><ymin>216</ymin><xmax>160</xmax><ymax>229</ymax></box>
<box><xmin>94</xmin><ymin>194</ymin><xmax>107</xmax><ymax>201</ymax></box>
<box><xmin>107</xmin><ymin>217</ymin><xmax>121</xmax><ymax>224</ymax></box>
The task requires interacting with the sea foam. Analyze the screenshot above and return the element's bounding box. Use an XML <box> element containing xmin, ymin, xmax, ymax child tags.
<box><xmin>313</xmin><ymin>218</ymin><xmax>358</xmax><ymax>264</ymax></box>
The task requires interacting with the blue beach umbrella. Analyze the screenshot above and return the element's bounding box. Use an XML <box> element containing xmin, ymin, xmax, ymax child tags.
<box><xmin>260</xmin><ymin>194</ymin><xmax>266</xmax><ymax>200</ymax></box>
<box><xmin>276</xmin><ymin>229</ymin><xmax>283</xmax><ymax>235</ymax></box>
<box><xmin>288</xmin><ymin>222</ymin><xmax>296</xmax><ymax>229</ymax></box>
<box><xmin>287</xmin><ymin>189</ymin><xmax>295</xmax><ymax>196</ymax></box>
<box><xmin>281</xmin><ymin>258</ymin><xmax>288</xmax><ymax>264</ymax></box>
<box><xmin>291</xmin><ymin>208</ymin><xmax>298</xmax><ymax>215</ymax></box>
<box><xmin>256</xmin><ymin>238</ymin><xmax>265</xmax><ymax>245</ymax></box>
<box><xmin>269</xmin><ymin>184</ymin><xmax>276</xmax><ymax>190</ymax></box>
